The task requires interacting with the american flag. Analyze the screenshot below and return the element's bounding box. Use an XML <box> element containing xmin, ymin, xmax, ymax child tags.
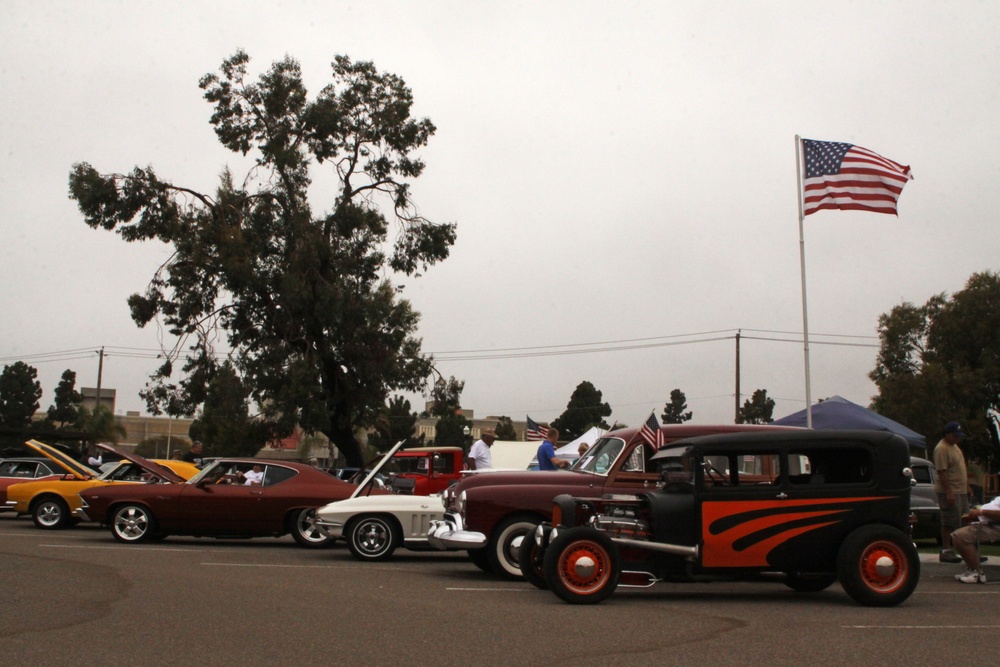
<box><xmin>526</xmin><ymin>416</ymin><xmax>546</xmax><ymax>441</ymax></box>
<box><xmin>638</xmin><ymin>411</ymin><xmax>665</xmax><ymax>448</ymax></box>
<box><xmin>801</xmin><ymin>139</ymin><xmax>913</xmax><ymax>216</ymax></box>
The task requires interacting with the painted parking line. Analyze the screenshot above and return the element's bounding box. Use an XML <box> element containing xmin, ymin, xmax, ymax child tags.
<box><xmin>845</xmin><ymin>625</ymin><xmax>1000</xmax><ymax>629</ymax></box>
<box><xmin>446</xmin><ymin>587</ymin><xmax>533</xmax><ymax>592</ymax></box>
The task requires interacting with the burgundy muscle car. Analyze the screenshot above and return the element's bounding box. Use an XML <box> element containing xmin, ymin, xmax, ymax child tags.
<box><xmin>78</xmin><ymin>457</ymin><xmax>357</xmax><ymax>548</ymax></box>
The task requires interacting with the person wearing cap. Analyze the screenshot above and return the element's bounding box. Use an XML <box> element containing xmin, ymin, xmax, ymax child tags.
<box><xmin>934</xmin><ymin>421</ymin><xmax>972</xmax><ymax>563</ymax></box>
<box><xmin>468</xmin><ymin>430</ymin><xmax>495</xmax><ymax>470</ymax></box>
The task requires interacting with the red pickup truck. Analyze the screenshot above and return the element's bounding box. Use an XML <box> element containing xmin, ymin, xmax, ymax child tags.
<box><xmin>428</xmin><ymin>423</ymin><xmax>797</xmax><ymax>578</ymax></box>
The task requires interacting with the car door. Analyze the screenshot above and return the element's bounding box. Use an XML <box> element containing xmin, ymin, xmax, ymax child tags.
<box><xmin>171</xmin><ymin>462</ymin><xmax>266</xmax><ymax>534</ymax></box>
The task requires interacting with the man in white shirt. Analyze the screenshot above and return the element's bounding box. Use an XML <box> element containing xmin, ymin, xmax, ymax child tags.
<box><xmin>242</xmin><ymin>464</ymin><xmax>264</xmax><ymax>485</ymax></box>
<box><xmin>467</xmin><ymin>431</ymin><xmax>495</xmax><ymax>470</ymax></box>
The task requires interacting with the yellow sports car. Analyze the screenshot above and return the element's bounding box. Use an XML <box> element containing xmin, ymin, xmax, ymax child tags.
<box><xmin>4</xmin><ymin>440</ymin><xmax>198</xmax><ymax>529</ymax></box>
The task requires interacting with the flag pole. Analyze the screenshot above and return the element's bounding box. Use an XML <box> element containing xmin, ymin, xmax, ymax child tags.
<box><xmin>795</xmin><ymin>135</ymin><xmax>813</xmax><ymax>428</ymax></box>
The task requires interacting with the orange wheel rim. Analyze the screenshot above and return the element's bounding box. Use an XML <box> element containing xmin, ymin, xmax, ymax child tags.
<box><xmin>859</xmin><ymin>540</ymin><xmax>908</xmax><ymax>593</ymax></box>
<box><xmin>557</xmin><ymin>540</ymin><xmax>611</xmax><ymax>594</ymax></box>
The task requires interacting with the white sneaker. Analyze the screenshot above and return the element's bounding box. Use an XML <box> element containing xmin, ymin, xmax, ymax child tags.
<box><xmin>957</xmin><ymin>570</ymin><xmax>986</xmax><ymax>584</ymax></box>
<box><xmin>955</xmin><ymin>568</ymin><xmax>976</xmax><ymax>581</ymax></box>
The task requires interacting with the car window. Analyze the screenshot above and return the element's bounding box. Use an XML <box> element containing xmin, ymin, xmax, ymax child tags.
<box><xmin>910</xmin><ymin>464</ymin><xmax>933</xmax><ymax>485</ymax></box>
<box><xmin>263</xmin><ymin>465</ymin><xmax>297</xmax><ymax>487</ymax></box>
<box><xmin>699</xmin><ymin>451</ymin><xmax>779</xmax><ymax>488</ymax></box>
<box><xmin>574</xmin><ymin>437</ymin><xmax>625</xmax><ymax>475</ymax></box>
<box><xmin>621</xmin><ymin>445</ymin><xmax>646</xmax><ymax>473</ymax></box>
<box><xmin>787</xmin><ymin>446</ymin><xmax>873</xmax><ymax>485</ymax></box>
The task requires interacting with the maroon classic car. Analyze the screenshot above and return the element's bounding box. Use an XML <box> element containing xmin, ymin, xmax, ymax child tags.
<box><xmin>77</xmin><ymin>456</ymin><xmax>357</xmax><ymax>548</ymax></box>
<box><xmin>428</xmin><ymin>423</ymin><xmax>798</xmax><ymax>578</ymax></box>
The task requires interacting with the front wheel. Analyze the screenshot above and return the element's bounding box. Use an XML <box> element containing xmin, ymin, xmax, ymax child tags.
<box><xmin>837</xmin><ymin>525</ymin><xmax>919</xmax><ymax>607</ymax></box>
<box><xmin>290</xmin><ymin>508</ymin><xmax>335</xmax><ymax>548</ymax></box>
<box><xmin>489</xmin><ymin>516</ymin><xmax>538</xmax><ymax>579</ymax></box>
<box><xmin>517</xmin><ymin>523</ymin><xmax>550</xmax><ymax>590</ymax></box>
<box><xmin>346</xmin><ymin>515</ymin><xmax>399</xmax><ymax>561</ymax></box>
<box><xmin>32</xmin><ymin>496</ymin><xmax>71</xmax><ymax>529</ymax></box>
<box><xmin>111</xmin><ymin>504</ymin><xmax>156</xmax><ymax>544</ymax></box>
<box><xmin>543</xmin><ymin>527</ymin><xmax>621</xmax><ymax>604</ymax></box>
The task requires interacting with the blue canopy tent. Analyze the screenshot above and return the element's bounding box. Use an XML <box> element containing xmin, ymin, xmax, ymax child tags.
<box><xmin>773</xmin><ymin>395</ymin><xmax>927</xmax><ymax>456</ymax></box>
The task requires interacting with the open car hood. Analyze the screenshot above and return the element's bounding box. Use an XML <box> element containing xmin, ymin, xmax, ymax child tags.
<box><xmin>96</xmin><ymin>442</ymin><xmax>187</xmax><ymax>484</ymax></box>
<box><xmin>23</xmin><ymin>439</ymin><xmax>100</xmax><ymax>480</ymax></box>
<box><xmin>351</xmin><ymin>440</ymin><xmax>406</xmax><ymax>499</ymax></box>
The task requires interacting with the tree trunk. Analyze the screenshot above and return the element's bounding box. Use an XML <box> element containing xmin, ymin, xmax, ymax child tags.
<box><xmin>326</xmin><ymin>424</ymin><xmax>364</xmax><ymax>468</ymax></box>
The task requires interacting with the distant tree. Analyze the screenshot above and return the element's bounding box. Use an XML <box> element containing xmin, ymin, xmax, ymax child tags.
<box><xmin>552</xmin><ymin>381</ymin><xmax>612</xmax><ymax>442</ymax></box>
<box><xmin>737</xmin><ymin>389</ymin><xmax>775</xmax><ymax>424</ymax></box>
<box><xmin>661</xmin><ymin>388</ymin><xmax>693</xmax><ymax>424</ymax></box>
<box><xmin>0</xmin><ymin>361</ymin><xmax>43</xmax><ymax>428</ymax></box>
<box><xmin>46</xmin><ymin>369</ymin><xmax>84</xmax><ymax>429</ymax></box>
<box><xmin>188</xmin><ymin>363</ymin><xmax>267</xmax><ymax>457</ymax></box>
<box><xmin>609</xmin><ymin>420</ymin><xmax>628</xmax><ymax>431</ymax></box>
<box><xmin>494</xmin><ymin>416</ymin><xmax>517</xmax><ymax>440</ymax></box>
<box><xmin>67</xmin><ymin>50</ymin><xmax>455</xmax><ymax>468</ymax></box>
<box><xmin>367</xmin><ymin>394</ymin><xmax>421</xmax><ymax>453</ymax></box>
<box><xmin>426</xmin><ymin>376</ymin><xmax>471</xmax><ymax>447</ymax></box>
<box><xmin>870</xmin><ymin>271</ymin><xmax>1000</xmax><ymax>464</ymax></box>
<box><xmin>78</xmin><ymin>404</ymin><xmax>127</xmax><ymax>444</ymax></box>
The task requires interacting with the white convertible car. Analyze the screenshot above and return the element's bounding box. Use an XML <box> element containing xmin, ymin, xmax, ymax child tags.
<box><xmin>316</xmin><ymin>440</ymin><xmax>534</xmax><ymax>561</ymax></box>
<box><xmin>316</xmin><ymin>441</ymin><xmax>452</xmax><ymax>561</ymax></box>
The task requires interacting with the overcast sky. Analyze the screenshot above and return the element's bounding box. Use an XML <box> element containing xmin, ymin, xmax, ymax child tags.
<box><xmin>1</xmin><ymin>1</ymin><xmax>997</xmax><ymax>432</ymax></box>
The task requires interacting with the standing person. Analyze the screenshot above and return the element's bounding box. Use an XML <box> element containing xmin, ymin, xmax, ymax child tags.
<box><xmin>467</xmin><ymin>430</ymin><xmax>495</xmax><ymax>470</ymax></box>
<box><xmin>934</xmin><ymin>421</ymin><xmax>971</xmax><ymax>563</ymax></box>
<box><xmin>86</xmin><ymin>447</ymin><xmax>103</xmax><ymax>469</ymax></box>
<box><xmin>950</xmin><ymin>495</ymin><xmax>1000</xmax><ymax>584</ymax></box>
<box><xmin>537</xmin><ymin>428</ymin><xmax>569</xmax><ymax>471</ymax></box>
<box><xmin>183</xmin><ymin>441</ymin><xmax>204</xmax><ymax>466</ymax></box>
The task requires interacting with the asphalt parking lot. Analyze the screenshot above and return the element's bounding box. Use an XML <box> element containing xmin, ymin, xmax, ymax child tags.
<box><xmin>2</xmin><ymin>515</ymin><xmax>999</xmax><ymax>667</ymax></box>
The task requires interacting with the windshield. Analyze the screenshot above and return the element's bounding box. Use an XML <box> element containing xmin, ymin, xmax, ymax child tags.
<box><xmin>571</xmin><ymin>437</ymin><xmax>626</xmax><ymax>475</ymax></box>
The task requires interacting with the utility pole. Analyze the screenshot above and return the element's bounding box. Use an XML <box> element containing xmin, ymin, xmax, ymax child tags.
<box><xmin>95</xmin><ymin>346</ymin><xmax>105</xmax><ymax>412</ymax></box>
<box><xmin>734</xmin><ymin>330</ymin><xmax>741</xmax><ymax>424</ymax></box>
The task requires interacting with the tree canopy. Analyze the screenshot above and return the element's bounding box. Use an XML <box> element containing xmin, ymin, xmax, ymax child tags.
<box><xmin>68</xmin><ymin>51</ymin><xmax>456</xmax><ymax>466</ymax></box>
<box><xmin>552</xmin><ymin>381</ymin><xmax>612</xmax><ymax>441</ymax></box>
<box><xmin>45</xmin><ymin>369</ymin><xmax>83</xmax><ymax>429</ymax></box>
<box><xmin>0</xmin><ymin>361</ymin><xmax>42</xmax><ymax>429</ymax></box>
<box><xmin>661</xmin><ymin>388</ymin><xmax>693</xmax><ymax>424</ymax></box>
<box><xmin>870</xmin><ymin>271</ymin><xmax>1000</xmax><ymax>464</ymax></box>
<box><xmin>737</xmin><ymin>388</ymin><xmax>775</xmax><ymax>424</ymax></box>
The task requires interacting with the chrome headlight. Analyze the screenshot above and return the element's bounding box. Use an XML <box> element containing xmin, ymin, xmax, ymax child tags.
<box><xmin>534</xmin><ymin>523</ymin><xmax>545</xmax><ymax>546</ymax></box>
<box><xmin>457</xmin><ymin>490</ymin><xmax>467</xmax><ymax>518</ymax></box>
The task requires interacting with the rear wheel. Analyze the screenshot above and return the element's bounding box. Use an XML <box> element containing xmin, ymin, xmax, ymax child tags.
<box><xmin>517</xmin><ymin>523</ymin><xmax>550</xmax><ymax>590</ymax></box>
<box><xmin>837</xmin><ymin>525</ymin><xmax>919</xmax><ymax>607</ymax></box>
<box><xmin>543</xmin><ymin>527</ymin><xmax>621</xmax><ymax>604</ymax></box>
<box><xmin>32</xmin><ymin>496</ymin><xmax>71</xmax><ymax>529</ymax></box>
<box><xmin>111</xmin><ymin>504</ymin><xmax>155</xmax><ymax>543</ymax></box>
<box><xmin>489</xmin><ymin>516</ymin><xmax>538</xmax><ymax>579</ymax></box>
<box><xmin>346</xmin><ymin>515</ymin><xmax>399</xmax><ymax>561</ymax></box>
<box><xmin>290</xmin><ymin>508</ymin><xmax>335</xmax><ymax>548</ymax></box>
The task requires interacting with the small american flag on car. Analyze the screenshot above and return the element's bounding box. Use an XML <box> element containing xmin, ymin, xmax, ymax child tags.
<box><xmin>526</xmin><ymin>416</ymin><xmax>546</xmax><ymax>441</ymax></box>
<box><xmin>639</xmin><ymin>411</ymin><xmax>665</xmax><ymax>448</ymax></box>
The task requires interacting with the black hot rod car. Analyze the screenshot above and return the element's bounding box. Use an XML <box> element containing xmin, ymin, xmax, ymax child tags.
<box><xmin>521</xmin><ymin>430</ymin><xmax>920</xmax><ymax>607</ymax></box>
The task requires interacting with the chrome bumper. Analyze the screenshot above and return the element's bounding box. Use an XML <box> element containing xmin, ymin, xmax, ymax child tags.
<box><xmin>313</xmin><ymin>518</ymin><xmax>345</xmax><ymax>539</ymax></box>
<box><xmin>1</xmin><ymin>500</ymin><xmax>16</xmax><ymax>513</ymax></box>
<box><xmin>427</xmin><ymin>511</ymin><xmax>487</xmax><ymax>550</ymax></box>
<box><xmin>74</xmin><ymin>500</ymin><xmax>93</xmax><ymax>522</ymax></box>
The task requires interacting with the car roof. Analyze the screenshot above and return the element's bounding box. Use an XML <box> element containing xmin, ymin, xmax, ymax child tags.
<box><xmin>659</xmin><ymin>429</ymin><xmax>905</xmax><ymax>452</ymax></box>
